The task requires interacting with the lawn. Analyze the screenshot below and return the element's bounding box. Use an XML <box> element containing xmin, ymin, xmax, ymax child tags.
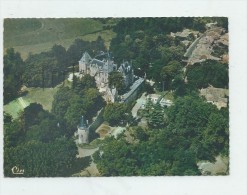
<box><xmin>4</xmin><ymin>98</ymin><xmax>29</xmax><ymax>119</ymax></box>
<box><xmin>5</xmin><ymin>29</ymin><xmax>116</xmax><ymax>60</ymax></box>
<box><xmin>23</xmin><ymin>87</ymin><xmax>60</xmax><ymax>111</ymax></box>
<box><xmin>4</xmin><ymin>18</ymin><xmax>116</xmax><ymax>60</ymax></box>
<box><xmin>4</xmin><ymin>86</ymin><xmax>60</xmax><ymax>119</ymax></box>
<box><xmin>4</xmin><ymin>18</ymin><xmax>103</xmax><ymax>48</ymax></box>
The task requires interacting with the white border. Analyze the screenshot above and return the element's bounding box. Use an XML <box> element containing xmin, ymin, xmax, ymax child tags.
<box><xmin>1</xmin><ymin>1</ymin><xmax>247</xmax><ymax>195</ymax></box>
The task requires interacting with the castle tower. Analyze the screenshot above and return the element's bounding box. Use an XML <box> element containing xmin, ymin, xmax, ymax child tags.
<box><xmin>77</xmin><ymin>116</ymin><xmax>89</xmax><ymax>144</ymax></box>
<box><xmin>79</xmin><ymin>52</ymin><xmax>92</xmax><ymax>74</ymax></box>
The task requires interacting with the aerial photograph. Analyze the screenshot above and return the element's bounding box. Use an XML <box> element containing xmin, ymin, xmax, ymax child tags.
<box><xmin>3</xmin><ymin>17</ymin><xmax>229</xmax><ymax>177</ymax></box>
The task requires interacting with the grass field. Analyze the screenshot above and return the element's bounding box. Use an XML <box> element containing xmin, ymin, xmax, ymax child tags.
<box><xmin>23</xmin><ymin>87</ymin><xmax>59</xmax><ymax>111</ymax></box>
<box><xmin>4</xmin><ymin>86</ymin><xmax>60</xmax><ymax>119</ymax></box>
<box><xmin>4</xmin><ymin>98</ymin><xmax>29</xmax><ymax>119</ymax></box>
<box><xmin>4</xmin><ymin>18</ymin><xmax>116</xmax><ymax>60</ymax></box>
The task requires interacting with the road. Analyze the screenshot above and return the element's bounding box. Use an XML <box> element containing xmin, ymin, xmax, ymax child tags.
<box><xmin>131</xmin><ymin>92</ymin><xmax>146</xmax><ymax>118</ymax></box>
<box><xmin>76</xmin><ymin>146</ymin><xmax>100</xmax><ymax>176</ymax></box>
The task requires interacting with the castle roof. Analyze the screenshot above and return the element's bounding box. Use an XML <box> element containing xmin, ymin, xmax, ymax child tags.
<box><xmin>95</xmin><ymin>51</ymin><xmax>113</xmax><ymax>61</ymax></box>
<box><xmin>79</xmin><ymin>52</ymin><xmax>92</xmax><ymax>63</ymax></box>
<box><xmin>91</xmin><ymin>59</ymin><xmax>104</xmax><ymax>67</ymax></box>
<box><xmin>119</xmin><ymin>61</ymin><xmax>132</xmax><ymax>74</ymax></box>
<box><xmin>78</xmin><ymin>116</ymin><xmax>87</xmax><ymax>129</ymax></box>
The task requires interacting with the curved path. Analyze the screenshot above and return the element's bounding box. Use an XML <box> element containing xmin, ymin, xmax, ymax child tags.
<box><xmin>76</xmin><ymin>146</ymin><xmax>100</xmax><ymax>176</ymax></box>
<box><xmin>77</xmin><ymin>147</ymin><xmax>99</xmax><ymax>158</ymax></box>
<box><xmin>131</xmin><ymin>92</ymin><xmax>146</xmax><ymax>118</ymax></box>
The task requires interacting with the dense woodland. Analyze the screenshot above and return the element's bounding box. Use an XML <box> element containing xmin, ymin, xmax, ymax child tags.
<box><xmin>94</xmin><ymin>95</ymin><xmax>229</xmax><ymax>176</ymax></box>
<box><xmin>4</xmin><ymin>48</ymin><xmax>24</xmax><ymax>104</ymax></box>
<box><xmin>4</xmin><ymin>73</ymin><xmax>103</xmax><ymax>177</ymax></box>
<box><xmin>4</xmin><ymin>17</ymin><xmax>229</xmax><ymax>176</ymax></box>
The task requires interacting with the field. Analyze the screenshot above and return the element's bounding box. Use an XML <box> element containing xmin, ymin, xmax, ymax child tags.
<box><xmin>4</xmin><ymin>18</ymin><xmax>116</xmax><ymax>59</ymax></box>
<box><xmin>4</xmin><ymin>86</ymin><xmax>60</xmax><ymax>119</ymax></box>
<box><xmin>23</xmin><ymin>87</ymin><xmax>59</xmax><ymax>111</ymax></box>
<box><xmin>3</xmin><ymin>98</ymin><xmax>28</xmax><ymax>119</ymax></box>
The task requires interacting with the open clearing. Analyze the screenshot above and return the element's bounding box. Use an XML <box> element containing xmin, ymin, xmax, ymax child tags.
<box><xmin>4</xmin><ymin>18</ymin><xmax>103</xmax><ymax>47</ymax></box>
<box><xmin>4</xmin><ymin>86</ymin><xmax>59</xmax><ymax>119</ymax></box>
<box><xmin>4</xmin><ymin>98</ymin><xmax>29</xmax><ymax>119</ymax></box>
<box><xmin>4</xmin><ymin>18</ymin><xmax>116</xmax><ymax>59</ymax></box>
<box><xmin>23</xmin><ymin>87</ymin><xmax>59</xmax><ymax>111</ymax></box>
<box><xmin>197</xmin><ymin>155</ymin><xmax>229</xmax><ymax>175</ymax></box>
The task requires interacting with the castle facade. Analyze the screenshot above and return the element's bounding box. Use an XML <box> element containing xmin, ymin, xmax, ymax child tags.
<box><xmin>79</xmin><ymin>52</ymin><xmax>134</xmax><ymax>89</ymax></box>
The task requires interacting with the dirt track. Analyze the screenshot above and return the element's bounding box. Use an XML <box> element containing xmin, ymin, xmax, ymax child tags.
<box><xmin>77</xmin><ymin>147</ymin><xmax>99</xmax><ymax>158</ymax></box>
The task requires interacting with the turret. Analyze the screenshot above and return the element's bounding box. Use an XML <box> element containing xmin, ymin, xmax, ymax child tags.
<box><xmin>79</xmin><ymin>52</ymin><xmax>92</xmax><ymax>74</ymax></box>
<box><xmin>77</xmin><ymin>116</ymin><xmax>89</xmax><ymax>144</ymax></box>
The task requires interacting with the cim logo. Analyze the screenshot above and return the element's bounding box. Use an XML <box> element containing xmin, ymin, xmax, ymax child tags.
<box><xmin>11</xmin><ymin>166</ymin><xmax>24</xmax><ymax>175</ymax></box>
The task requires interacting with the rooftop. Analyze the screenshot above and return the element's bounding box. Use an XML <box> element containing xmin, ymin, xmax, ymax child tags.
<box><xmin>91</xmin><ymin>59</ymin><xmax>104</xmax><ymax>67</ymax></box>
<box><xmin>79</xmin><ymin>52</ymin><xmax>92</xmax><ymax>63</ymax></box>
<box><xmin>121</xmin><ymin>77</ymin><xmax>144</xmax><ymax>101</ymax></box>
<box><xmin>78</xmin><ymin>116</ymin><xmax>87</xmax><ymax>129</ymax></box>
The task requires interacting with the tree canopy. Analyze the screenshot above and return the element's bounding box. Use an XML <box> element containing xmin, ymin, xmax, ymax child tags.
<box><xmin>4</xmin><ymin>138</ymin><xmax>77</xmax><ymax>177</ymax></box>
<box><xmin>94</xmin><ymin>94</ymin><xmax>229</xmax><ymax>176</ymax></box>
<box><xmin>23</xmin><ymin>50</ymin><xmax>65</xmax><ymax>88</ymax></box>
<box><xmin>4</xmin><ymin>48</ymin><xmax>24</xmax><ymax>104</ymax></box>
<box><xmin>52</xmin><ymin>74</ymin><xmax>105</xmax><ymax>136</ymax></box>
<box><xmin>103</xmin><ymin>102</ymin><xmax>132</xmax><ymax>126</ymax></box>
<box><xmin>186</xmin><ymin>60</ymin><xmax>229</xmax><ymax>89</ymax></box>
<box><xmin>4</xmin><ymin>103</ymin><xmax>78</xmax><ymax>177</ymax></box>
<box><xmin>108</xmin><ymin>71</ymin><xmax>125</xmax><ymax>94</ymax></box>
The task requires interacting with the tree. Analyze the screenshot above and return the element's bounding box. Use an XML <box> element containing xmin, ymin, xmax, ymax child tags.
<box><xmin>147</xmin><ymin>103</ymin><xmax>166</xmax><ymax>129</ymax></box>
<box><xmin>64</xmin><ymin>95</ymin><xmax>86</xmax><ymax>134</ymax></box>
<box><xmin>108</xmin><ymin>71</ymin><xmax>125</xmax><ymax>94</ymax></box>
<box><xmin>52</xmin><ymin>87</ymin><xmax>74</xmax><ymax>121</ymax></box>
<box><xmin>143</xmin><ymin>81</ymin><xmax>155</xmax><ymax>94</ymax></box>
<box><xmin>4</xmin><ymin>137</ymin><xmax>77</xmax><ymax>177</ymax></box>
<box><xmin>141</xmin><ymin>99</ymin><xmax>167</xmax><ymax>129</ymax></box>
<box><xmin>201</xmin><ymin>112</ymin><xmax>229</xmax><ymax>157</ymax></box>
<box><xmin>51</xmin><ymin>44</ymin><xmax>67</xmax><ymax>70</ymax></box>
<box><xmin>90</xmin><ymin>36</ymin><xmax>107</xmax><ymax>55</ymax></box>
<box><xmin>161</xmin><ymin>60</ymin><xmax>182</xmax><ymax>90</ymax></box>
<box><xmin>167</xmin><ymin>95</ymin><xmax>228</xmax><ymax>161</ymax></box>
<box><xmin>167</xmin><ymin>95</ymin><xmax>216</xmax><ymax>136</ymax></box>
<box><xmin>25</xmin><ymin>118</ymin><xmax>62</xmax><ymax>143</ymax></box>
<box><xmin>131</xmin><ymin>126</ymin><xmax>149</xmax><ymax>141</ymax></box>
<box><xmin>4</xmin><ymin>48</ymin><xmax>24</xmax><ymax>104</ymax></box>
<box><xmin>23</xmin><ymin>52</ymin><xmax>62</xmax><ymax>87</ymax></box>
<box><xmin>4</xmin><ymin>118</ymin><xmax>25</xmax><ymax>148</ymax></box>
<box><xmin>80</xmin><ymin>74</ymin><xmax>97</xmax><ymax>90</ymax></box>
<box><xmin>19</xmin><ymin>103</ymin><xmax>44</xmax><ymax>131</ymax></box>
<box><xmin>52</xmin><ymin>80</ymin><xmax>104</xmax><ymax>136</ymax></box>
<box><xmin>169</xmin><ymin>150</ymin><xmax>200</xmax><ymax>175</ymax></box>
<box><xmin>4</xmin><ymin>112</ymin><xmax>12</xmax><ymax>124</ymax></box>
<box><xmin>67</xmin><ymin>39</ymin><xmax>90</xmax><ymax>67</ymax></box>
<box><xmin>93</xmin><ymin>127</ymin><xmax>201</xmax><ymax>176</ymax></box>
<box><xmin>93</xmin><ymin>137</ymin><xmax>137</xmax><ymax>176</ymax></box>
<box><xmin>103</xmin><ymin>103</ymin><xmax>131</xmax><ymax>126</ymax></box>
<box><xmin>82</xmin><ymin>88</ymin><xmax>105</xmax><ymax>120</ymax></box>
<box><xmin>186</xmin><ymin>60</ymin><xmax>229</xmax><ymax>89</ymax></box>
<box><xmin>72</xmin><ymin>74</ymin><xmax>97</xmax><ymax>95</ymax></box>
<box><xmin>171</xmin><ymin>74</ymin><xmax>187</xmax><ymax>97</ymax></box>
